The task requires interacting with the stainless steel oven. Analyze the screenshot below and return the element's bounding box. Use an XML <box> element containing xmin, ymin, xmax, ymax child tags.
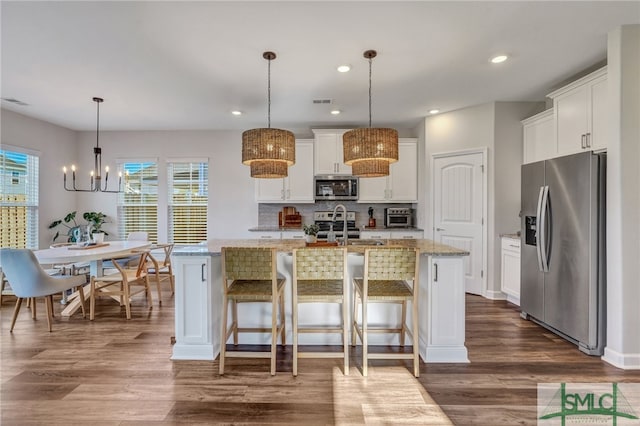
<box><xmin>384</xmin><ymin>207</ymin><xmax>413</xmax><ymax>228</ymax></box>
<box><xmin>314</xmin><ymin>176</ymin><xmax>358</xmax><ymax>201</ymax></box>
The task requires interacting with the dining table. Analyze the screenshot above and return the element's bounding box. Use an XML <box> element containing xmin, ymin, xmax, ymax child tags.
<box><xmin>34</xmin><ymin>240</ymin><xmax>151</xmax><ymax>317</ymax></box>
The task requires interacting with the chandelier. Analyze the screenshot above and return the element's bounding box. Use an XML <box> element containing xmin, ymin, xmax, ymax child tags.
<box><xmin>242</xmin><ymin>51</ymin><xmax>295</xmax><ymax>178</ymax></box>
<box><xmin>63</xmin><ymin>97</ymin><xmax>122</xmax><ymax>192</ymax></box>
<box><xmin>343</xmin><ymin>50</ymin><xmax>398</xmax><ymax>177</ymax></box>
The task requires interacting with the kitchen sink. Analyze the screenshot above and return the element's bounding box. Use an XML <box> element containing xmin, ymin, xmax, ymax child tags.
<box><xmin>347</xmin><ymin>240</ymin><xmax>385</xmax><ymax>246</ymax></box>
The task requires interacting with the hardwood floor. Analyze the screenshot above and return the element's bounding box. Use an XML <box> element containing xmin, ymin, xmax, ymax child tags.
<box><xmin>2</xmin><ymin>292</ymin><xmax>640</xmax><ymax>425</ymax></box>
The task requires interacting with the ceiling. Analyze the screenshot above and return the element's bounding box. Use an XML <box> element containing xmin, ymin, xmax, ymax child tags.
<box><xmin>2</xmin><ymin>1</ymin><xmax>638</xmax><ymax>132</ymax></box>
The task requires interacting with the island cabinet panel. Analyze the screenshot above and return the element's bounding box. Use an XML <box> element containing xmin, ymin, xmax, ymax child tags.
<box><xmin>419</xmin><ymin>256</ymin><xmax>469</xmax><ymax>363</ymax></box>
<box><xmin>172</xmin><ymin>255</ymin><xmax>223</xmax><ymax>360</ymax></box>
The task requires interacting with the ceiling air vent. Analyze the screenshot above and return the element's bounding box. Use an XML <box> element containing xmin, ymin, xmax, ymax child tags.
<box><xmin>312</xmin><ymin>99</ymin><xmax>332</xmax><ymax>104</ymax></box>
<box><xmin>1</xmin><ymin>97</ymin><xmax>29</xmax><ymax>106</ymax></box>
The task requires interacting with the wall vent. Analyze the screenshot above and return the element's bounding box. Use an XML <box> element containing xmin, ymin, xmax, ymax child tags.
<box><xmin>312</xmin><ymin>99</ymin><xmax>332</xmax><ymax>104</ymax></box>
<box><xmin>1</xmin><ymin>97</ymin><xmax>29</xmax><ymax>106</ymax></box>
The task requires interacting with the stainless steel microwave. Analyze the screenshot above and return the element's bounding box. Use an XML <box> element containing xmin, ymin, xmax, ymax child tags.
<box><xmin>314</xmin><ymin>176</ymin><xmax>358</xmax><ymax>201</ymax></box>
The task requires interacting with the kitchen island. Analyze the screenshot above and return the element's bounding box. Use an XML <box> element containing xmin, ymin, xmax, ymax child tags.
<box><xmin>171</xmin><ymin>239</ymin><xmax>469</xmax><ymax>364</ymax></box>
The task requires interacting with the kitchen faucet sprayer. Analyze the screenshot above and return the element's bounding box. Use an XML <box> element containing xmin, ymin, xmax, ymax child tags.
<box><xmin>332</xmin><ymin>204</ymin><xmax>348</xmax><ymax>246</ymax></box>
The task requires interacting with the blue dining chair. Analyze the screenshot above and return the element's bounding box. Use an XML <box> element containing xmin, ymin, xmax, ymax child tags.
<box><xmin>0</xmin><ymin>248</ymin><xmax>87</xmax><ymax>332</ymax></box>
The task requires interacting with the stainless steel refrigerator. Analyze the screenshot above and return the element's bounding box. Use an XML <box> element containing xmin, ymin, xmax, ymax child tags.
<box><xmin>520</xmin><ymin>151</ymin><xmax>606</xmax><ymax>355</ymax></box>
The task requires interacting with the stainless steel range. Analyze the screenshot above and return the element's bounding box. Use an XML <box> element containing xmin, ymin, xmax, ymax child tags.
<box><xmin>313</xmin><ymin>211</ymin><xmax>360</xmax><ymax>240</ymax></box>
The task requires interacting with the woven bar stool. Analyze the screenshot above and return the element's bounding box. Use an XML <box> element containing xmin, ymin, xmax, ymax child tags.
<box><xmin>219</xmin><ymin>247</ymin><xmax>286</xmax><ymax>376</ymax></box>
<box><xmin>352</xmin><ymin>247</ymin><xmax>420</xmax><ymax>377</ymax></box>
<box><xmin>292</xmin><ymin>247</ymin><xmax>349</xmax><ymax>376</ymax></box>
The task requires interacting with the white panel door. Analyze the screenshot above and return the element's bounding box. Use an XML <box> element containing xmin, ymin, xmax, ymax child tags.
<box><xmin>433</xmin><ymin>152</ymin><xmax>484</xmax><ymax>295</ymax></box>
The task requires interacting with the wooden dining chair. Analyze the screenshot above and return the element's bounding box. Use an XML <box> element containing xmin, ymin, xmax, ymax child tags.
<box><xmin>145</xmin><ymin>243</ymin><xmax>175</xmax><ymax>305</ymax></box>
<box><xmin>292</xmin><ymin>247</ymin><xmax>349</xmax><ymax>376</ymax></box>
<box><xmin>0</xmin><ymin>248</ymin><xmax>87</xmax><ymax>332</ymax></box>
<box><xmin>90</xmin><ymin>251</ymin><xmax>153</xmax><ymax>320</ymax></box>
<box><xmin>352</xmin><ymin>247</ymin><xmax>421</xmax><ymax>377</ymax></box>
<box><xmin>219</xmin><ymin>247</ymin><xmax>286</xmax><ymax>376</ymax></box>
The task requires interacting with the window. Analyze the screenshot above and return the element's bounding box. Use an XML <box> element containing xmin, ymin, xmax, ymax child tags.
<box><xmin>118</xmin><ymin>161</ymin><xmax>158</xmax><ymax>243</ymax></box>
<box><xmin>168</xmin><ymin>160</ymin><xmax>208</xmax><ymax>244</ymax></box>
<box><xmin>0</xmin><ymin>148</ymin><xmax>39</xmax><ymax>248</ymax></box>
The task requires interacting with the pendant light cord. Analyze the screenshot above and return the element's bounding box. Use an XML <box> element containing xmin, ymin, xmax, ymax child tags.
<box><xmin>368</xmin><ymin>56</ymin><xmax>372</xmax><ymax>128</ymax></box>
<box><xmin>267</xmin><ymin>57</ymin><xmax>271</xmax><ymax>129</ymax></box>
<box><xmin>96</xmin><ymin>100</ymin><xmax>100</xmax><ymax>148</ymax></box>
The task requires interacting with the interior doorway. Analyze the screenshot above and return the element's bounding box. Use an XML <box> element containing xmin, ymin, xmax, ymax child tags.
<box><xmin>432</xmin><ymin>149</ymin><xmax>487</xmax><ymax>295</ymax></box>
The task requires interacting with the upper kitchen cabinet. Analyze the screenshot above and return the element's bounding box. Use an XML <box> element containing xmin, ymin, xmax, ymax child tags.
<box><xmin>548</xmin><ymin>66</ymin><xmax>608</xmax><ymax>156</ymax></box>
<box><xmin>358</xmin><ymin>139</ymin><xmax>418</xmax><ymax>203</ymax></box>
<box><xmin>522</xmin><ymin>109</ymin><xmax>555</xmax><ymax>164</ymax></box>
<box><xmin>312</xmin><ymin>129</ymin><xmax>352</xmax><ymax>175</ymax></box>
<box><xmin>255</xmin><ymin>140</ymin><xmax>314</xmax><ymax>203</ymax></box>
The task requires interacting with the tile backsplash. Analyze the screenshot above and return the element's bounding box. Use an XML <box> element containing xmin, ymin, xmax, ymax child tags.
<box><xmin>258</xmin><ymin>202</ymin><xmax>414</xmax><ymax>229</ymax></box>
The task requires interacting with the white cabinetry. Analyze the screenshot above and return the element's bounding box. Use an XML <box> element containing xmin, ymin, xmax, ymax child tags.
<box><xmin>312</xmin><ymin>129</ymin><xmax>351</xmax><ymax>175</ymax></box>
<box><xmin>281</xmin><ymin>230</ymin><xmax>305</xmax><ymax>240</ymax></box>
<box><xmin>522</xmin><ymin>109</ymin><xmax>555</xmax><ymax>164</ymax></box>
<box><xmin>548</xmin><ymin>67</ymin><xmax>607</xmax><ymax>156</ymax></box>
<box><xmin>255</xmin><ymin>140</ymin><xmax>314</xmax><ymax>203</ymax></box>
<box><xmin>391</xmin><ymin>230</ymin><xmax>424</xmax><ymax>239</ymax></box>
<box><xmin>500</xmin><ymin>237</ymin><xmax>521</xmax><ymax>306</ymax></box>
<box><xmin>420</xmin><ymin>255</ymin><xmax>468</xmax><ymax>362</ymax></box>
<box><xmin>360</xmin><ymin>230</ymin><xmax>391</xmax><ymax>240</ymax></box>
<box><xmin>253</xmin><ymin>231</ymin><xmax>282</xmax><ymax>240</ymax></box>
<box><xmin>172</xmin><ymin>255</ymin><xmax>222</xmax><ymax>360</ymax></box>
<box><xmin>358</xmin><ymin>139</ymin><xmax>418</xmax><ymax>202</ymax></box>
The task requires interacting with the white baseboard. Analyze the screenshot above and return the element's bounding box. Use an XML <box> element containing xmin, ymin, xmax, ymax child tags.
<box><xmin>484</xmin><ymin>289</ymin><xmax>506</xmax><ymax>300</ymax></box>
<box><xmin>602</xmin><ymin>347</ymin><xmax>640</xmax><ymax>370</ymax></box>
<box><xmin>171</xmin><ymin>343</ymin><xmax>217</xmax><ymax>361</ymax></box>
<box><xmin>421</xmin><ymin>346</ymin><xmax>470</xmax><ymax>363</ymax></box>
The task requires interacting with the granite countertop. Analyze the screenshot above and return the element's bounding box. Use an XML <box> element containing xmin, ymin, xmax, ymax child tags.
<box><xmin>250</xmin><ymin>226</ymin><xmax>425</xmax><ymax>232</ymax></box>
<box><xmin>174</xmin><ymin>239</ymin><xmax>468</xmax><ymax>257</ymax></box>
<box><xmin>360</xmin><ymin>227</ymin><xmax>424</xmax><ymax>231</ymax></box>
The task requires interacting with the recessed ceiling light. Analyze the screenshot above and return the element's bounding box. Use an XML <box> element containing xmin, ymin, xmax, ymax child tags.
<box><xmin>490</xmin><ymin>55</ymin><xmax>508</xmax><ymax>64</ymax></box>
<box><xmin>429</xmin><ymin>109</ymin><xmax>440</xmax><ymax>115</ymax></box>
<box><xmin>231</xmin><ymin>110</ymin><xmax>242</xmax><ymax>116</ymax></box>
<box><xmin>337</xmin><ymin>65</ymin><xmax>351</xmax><ymax>73</ymax></box>
<box><xmin>330</xmin><ymin>109</ymin><xmax>341</xmax><ymax>115</ymax></box>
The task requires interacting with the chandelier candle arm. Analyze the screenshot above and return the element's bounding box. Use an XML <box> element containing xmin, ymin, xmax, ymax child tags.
<box><xmin>62</xmin><ymin>97</ymin><xmax>123</xmax><ymax>193</ymax></box>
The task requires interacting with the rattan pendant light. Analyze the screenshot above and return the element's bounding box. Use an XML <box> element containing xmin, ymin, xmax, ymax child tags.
<box><xmin>242</xmin><ymin>51</ymin><xmax>295</xmax><ymax>178</ymax></box>
<box><xmin>343</xmin><ymin>50</ymin><xmax>398</xmax><ymax>178</ymax></box>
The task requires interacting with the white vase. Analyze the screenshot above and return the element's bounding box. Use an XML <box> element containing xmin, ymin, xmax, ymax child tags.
<box><xmin>305</xmin><ymin>234</ymin><xmax>317</xmax><ymax>244</ymax></box>
<box><xmin>92</xmin><ymin>232</ymin><xmax>105</xmax><ymax>244</ymax></box>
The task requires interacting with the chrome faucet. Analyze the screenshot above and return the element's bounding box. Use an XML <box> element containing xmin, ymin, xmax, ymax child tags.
<box><xmin>332</xmin><ymin>204</ymin><xmax>348</xmax><ymax>246</ymax></box>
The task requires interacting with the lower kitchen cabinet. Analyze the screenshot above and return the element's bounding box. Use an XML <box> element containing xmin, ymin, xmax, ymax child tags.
<box><xmin>500</xmin><ymin>236</ymin><xmax>521</xmax><ymax>306</ymax></box>
<box><xmin>172</xmin><ymin>255</ymin><xmax>223</xmax><ymax>360</ymax></box>
<box><xmin>360</xmin><ymin>229</ymin><xmax>423</xmax><ymax>240</ymax></box>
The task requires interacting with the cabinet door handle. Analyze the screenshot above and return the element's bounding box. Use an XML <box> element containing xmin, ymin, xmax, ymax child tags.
<box><xmin>280</xmin><ymin>189</ymin><xmax>285</xmax><ymax>200</ymax></box>
<box><xmin>586</xmin><ymin>132</ymin><xmax>591</xmax><ymax>148</ymax></box>
<box><xmin>201</xmin><ymin>263</ymin><xmax>206</xmax><ymax>282</ymax></box>
<box><xmin>402</xmin><ymin>236</ymin><xmax>414</xmax><ymax>239</ymax></box>
<box><xmin>436</xmin><ymin>227</ymin><xmax>445</xmax><ymax>231</ymax></box>
<box><xmin>286</xmin><ymin>189</ymin><xmax>291</xmax><ymax>199</ymax></box>
<box><xmin>581</xmin><ymin>134</ymin><xmax>586</xmax><ymax>149</ymax></box>
<box><xmin>260</xmin><ymin>235</ymin><xmax>274</xmax><ymax>239</ymax></box>
<box><xmin>434</xmin><ymin>263</ymin><xmax>438</xmax><ymax>282</ymax></box>
<box><xmin>388</xmin><ymin>189</ymin><xmax>393</xmax><ymax>199</ymax></box>
<box><xmin>509</xmin><ymin>244</ymin><xmax>520</xmax><ymax>248</ymax></box>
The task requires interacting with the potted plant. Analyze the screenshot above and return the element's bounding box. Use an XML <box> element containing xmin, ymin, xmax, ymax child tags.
<box><xmin>48</xmin><ymin>211</ymin><xmax>109</xmax><ymax>243</ymax></box>
<box><xmin>303</xmin><ymin>224</ymin><xmax>320</xmax><ymax>244</ymax></box>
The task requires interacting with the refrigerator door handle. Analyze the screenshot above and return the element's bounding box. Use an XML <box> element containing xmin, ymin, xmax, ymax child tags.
<box><xmin>536</xmin><ymin>186</ymin><xmax>545</xmax><ymax>271</ymax></box>
<box><xmin>540</xmin><ymin>185</ymin><xmax>550</xmax><ymax>272</ymax></box>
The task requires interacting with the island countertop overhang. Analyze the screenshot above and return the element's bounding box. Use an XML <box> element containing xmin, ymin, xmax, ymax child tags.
<box><xmin>173</xmin><ymin>239</ymin><xmax>469</xmax><ymax>257</ymax></box>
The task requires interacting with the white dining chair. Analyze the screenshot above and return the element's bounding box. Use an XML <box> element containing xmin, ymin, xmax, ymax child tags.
<box><xmin>0</xmin><ymin>248</ymin><xmax>87</xmax><ymax>332</ymax></box>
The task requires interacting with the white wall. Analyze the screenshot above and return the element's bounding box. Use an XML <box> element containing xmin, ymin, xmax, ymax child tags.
<box><xmin>74</xmin><ymin>130</ymin><xmax>259</xmax><ymax>241</ymax></box>
<box><xmin>1</xmin><ymin>109</ymin><xmax>79</xmax><ymax>249</ymax></box>
<box><xmin>423</xmin><ymin>101</ymin><xmax>540</xmax><ymax>297</ymax></box>
<box><xmin>493</xmin><ymin>102</ymin><xmax>544</xmax><ymax>293</ymax></box>
<box><xmin>604</xmin><ymin>24</ymin><xmax>640</xmax><ymax>369</ymax></box>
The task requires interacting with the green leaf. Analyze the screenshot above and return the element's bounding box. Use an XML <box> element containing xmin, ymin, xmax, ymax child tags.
<box><xmin>48</xmin><ymin>220</ymin><xmax>62</xmax><ymax>229</ymax></box>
